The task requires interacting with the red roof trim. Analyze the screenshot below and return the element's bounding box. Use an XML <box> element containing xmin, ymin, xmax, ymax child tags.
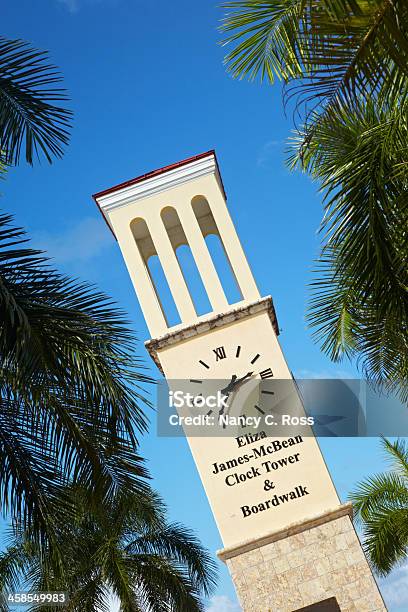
<box><xmin>92</xmin><ymin>149</ymin><xmax>225</xmax><ymax>200</ymax></box>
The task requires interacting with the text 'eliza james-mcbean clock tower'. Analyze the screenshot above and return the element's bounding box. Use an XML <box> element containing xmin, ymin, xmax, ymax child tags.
<box><xmin>93</xmin><ymin>151</ymin><xmax>386</xmax><ymax>612</ymax></box>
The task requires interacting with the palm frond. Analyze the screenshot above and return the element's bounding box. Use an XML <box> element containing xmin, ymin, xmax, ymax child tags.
<box><xmin>221</xmin><ymin>2</ymin><xmax>408</xmax><ymax>403</ymax></box>
<box><xmin>350</xmin><ymin>472</ymin><xmax>408</xmax><ymax>522</ymax></box>
<box><xmin>0</xmin><ymin>37</ymin><xmax>72</xmax><ymax>165</ymax></box>
<box><xmin>287</xmin><ymin>98</ymin><xmax>408</xmax><ymax>400</ymax></box>
<box><xmin>0</xmin><ymin>486</ymin><xmax>216</xmax><ymax>612</ymax></box>
<box><xmin>221</xmin><ymin>0</ymin><xmax>305</xmax><ymax>82</ymax></box>
<box><xmin>350</xmin><ymin>437</ymin><xmax>408</xmax><ymax>575</ymax></box>
<box><xmin>0</xmin><ymin>212</ymin><xmax>153</xmax><ymax>540</ymax></box>
<box><xmin>221</xmin><ymin>0</ymin><xmax>408</xmax><ymax>115</ymax></box>
<box><xmin>361</xmin><ymin>506</ymin><xmax>408</xmax><ymax>574</ymax></box>
<box><xmin>381</xmin><ymin>437</ymin><xmax>408</xmax><ymax>477</ymax></box>
<box><xmin>125</xmin><ymin>523</ymin><xmax>217</xmax><ymax>598</ymax></box>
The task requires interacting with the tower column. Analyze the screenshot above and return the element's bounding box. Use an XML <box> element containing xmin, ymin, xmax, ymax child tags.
<box><xmin>145</xmin><ymin>212</ymin><xmax>197</xmax><ymax>325</ymax></box>
<box><xmin>205</xmin><ymin>184</ymin><xmax>260</xmax><ymax>302</ymax></box>
<box><xmin>177</xmin><ymin>200</ymin><xmax>229</xmax><ymax>312</ymax></box>
<box><xmin>114</xmin><ymin>224</ymin><xmax>168</xmax><ymax>337</ymax></box>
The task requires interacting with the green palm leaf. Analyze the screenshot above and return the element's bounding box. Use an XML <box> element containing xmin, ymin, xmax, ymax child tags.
<box><xmin>381</xmin><ymin>437</ymin><xmax>408</xmax><ymax>475</ymax></box>
<box><xmin>221</xmin><ymin>1</ymin><xmax>408</xmax><ymax>401</ymax></box>
<box><xmin>350</xmin><ymin>437</ymin><xmax>408</xmax><ymax>575</ymax></box>
<box><xmin>0</xmin><ymin>212</ymin><xmax>153</xmax><ymax>542</ymax></box>
<box><xmin>288</xmin><ymin>98</ymin><xmax>408</xmax><ymax>401</ymax></box>
<box><xmin>0</xmin><ymin>37</ymin><xmax>72</xmax><ymax>165</ymax></box>
<box><xmin>221</xmin><ymin>0</ymin><xmax>305</xmax><ymax>82</ymax></box>
<box><xmin>362</xmin><ymin>506</ymin><xmax>408</xmax><ymax>574</ymax></box>
<box><xmin>221</xmin><ymin>1</ymin><xmax>408</xmax><ymax>112</ymax></box>
<box><xmin>0</xmin><ymin>486</ymin><xmax>217</xmax><ymax>612</ymax></box>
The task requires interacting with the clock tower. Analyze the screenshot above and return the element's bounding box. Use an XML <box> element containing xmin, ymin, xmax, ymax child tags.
<box><xmin>93</xmin><ymin>151</ymin><xmax>386</xmax><ymax>611</ymax></box>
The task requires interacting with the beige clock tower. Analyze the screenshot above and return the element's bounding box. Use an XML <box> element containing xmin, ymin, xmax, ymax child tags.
<box><xmin>93</xmin><ymin>151</ymin><xmax>386</xmax><ymax>612</ymax></box>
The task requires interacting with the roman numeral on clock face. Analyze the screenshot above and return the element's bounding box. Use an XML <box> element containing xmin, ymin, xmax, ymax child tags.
<box><xmin>260</xmin><ymin>368</ymin><xmax>273</xmax><ymax>379</ymax></box>
<box><xmin>213</xmin><ymin>346</ymin><xmax>226</xmax><ymax>361</ymax></box>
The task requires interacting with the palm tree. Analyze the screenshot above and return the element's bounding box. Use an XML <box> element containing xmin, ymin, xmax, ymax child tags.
<box><xmin>350</xmin><ymin>437</ymin><xmax>408</xmax><ymax>575</ymax></box>
<box><xmin>220</xmin><ymin>1</ymin><xmax>408</xmax><ymax>401</ymax></box>
<box><xmin>0</xmin><ymin>486</ymin><xmax>217</xmax><ymax>612</ymax></box>
<box><xmin>0</xmin><ymin>36</ymin><xmax>71</xmax><ymax>165</ymax></box>
<box><xmin>0</xmin><ymin>211</ymin><xmax>152</xmax><ymax>544</ymax></box>
<box><xmin>220</xmin><ymin>1</ymin><xmax>408</xmax><ymax>131</ymax></box>
<box><xmin>288</xmin><ymin>98</ymin><xmax>408</xmax><ymax>401</ymax></box>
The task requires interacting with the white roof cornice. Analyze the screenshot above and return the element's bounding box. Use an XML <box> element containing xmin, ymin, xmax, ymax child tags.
<box><xmin>95</xmin><ymin>153</ymin><xmax>219</xmax><ymax>217</ymax></box>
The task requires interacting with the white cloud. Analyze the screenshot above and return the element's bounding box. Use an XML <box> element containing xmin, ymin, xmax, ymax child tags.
<box><xmin>257</xmin><ymin>139</ymin><xmax>282</xmax><ymax>167</ymax></box>
<box><xmin>31</xmin><ymin>216</ymin><xmax>114</xmax><ymax>265</ymax></box>
<box><xmin>206</xmin><ymin>595</ymin><xmax>242</xmax><ymax>612</ymax></box>
<box><xmin>380</xmin><ymin>561</ymin><xmax>408</xmax><ymax>609</ymax></box>
<box><xmin>56</xmin><ymin>0</ymin><xmax>108</xmax><ymax>13</ymax></box>
<box><xmin>57</xmin><ymin>0</ymin><xmax>79</xmax><ymax>13</ymax></box>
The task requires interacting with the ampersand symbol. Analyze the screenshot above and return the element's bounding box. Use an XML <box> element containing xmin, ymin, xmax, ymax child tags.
<box><xmin>264</xmin><ymin>479</ymin><xmax>275</xmax><ymax>492</ymax></box>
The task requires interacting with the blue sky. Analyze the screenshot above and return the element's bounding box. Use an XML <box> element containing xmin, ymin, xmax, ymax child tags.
<box><xmin>2</xmin><ymin>1</ymin><xmax>407</xmax><ymax>610</ymax></box>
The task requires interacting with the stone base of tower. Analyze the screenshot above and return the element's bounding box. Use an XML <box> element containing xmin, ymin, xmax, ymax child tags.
<box><xmin>217</xmin><ymin>503</ymin><xmax>386</xmax><ymax>612</ymax></box>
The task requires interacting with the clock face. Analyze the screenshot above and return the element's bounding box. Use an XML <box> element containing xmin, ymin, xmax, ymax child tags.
<box><xmin>157</xmin><ymin>320</ymin><xmax>307</xmax><ymax>438</ymax></box>
<box><xmin>183</xmin><ymin>342</ymin><xmax>281</xmax><ymax>435</ymax></box>
<box><xmin>176</xmin><ymin>340</ymin><xmax>305</xmax><ymax>438</ymax></box>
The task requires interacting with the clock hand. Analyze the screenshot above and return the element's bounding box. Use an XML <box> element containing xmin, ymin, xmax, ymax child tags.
<box><xmin>218</xmin><ymin>375</ymin><xmax>238</xmax><ymax>419</ymax></box>
<box><xmin>220</xmin><ymin>371</ymin><xmax>253</xmax><ymax>398</ymax></box>
<box><xmin>218</xmin><ymin>372</ymin><xmax>255</xmax><ymax>422</ymax></box>
<box><xmin>220</xmin><ymin>375</ymin><xmax>237</xmax><ymax>398</ymax></box>
<box><xmin>233</xmin><ymin>371</ymin><xmax>254</xmax><ymax>389</ymax></box>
